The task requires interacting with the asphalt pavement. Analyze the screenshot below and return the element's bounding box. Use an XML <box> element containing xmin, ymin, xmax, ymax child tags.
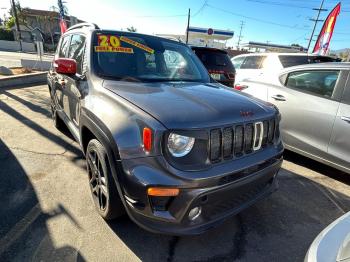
<box><xmin>0</xmin><ymin>84</ymin><xmax>350</xmax><ymax>262</ymax></box>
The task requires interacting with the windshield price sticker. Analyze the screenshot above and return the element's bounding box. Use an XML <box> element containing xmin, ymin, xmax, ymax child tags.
<box><xmin>94</xmin><ymin>46</ymin><xmax>134</xmax><ymax>53</ymax></box>
<box><xmin>95</xmin><ymin>34</ymin><xmax>133</xmax><ymax>53</ymax></box>
<box><xmin>120</xmin><ymin>36</ymin><xmax>154</xmax><ymax>54</ymax></box>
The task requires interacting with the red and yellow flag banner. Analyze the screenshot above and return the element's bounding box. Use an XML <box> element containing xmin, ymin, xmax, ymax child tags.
<box><xmin>313</xmin><ymin>2</ymin><xmax>341</xmax><ymax>55</ymax></box>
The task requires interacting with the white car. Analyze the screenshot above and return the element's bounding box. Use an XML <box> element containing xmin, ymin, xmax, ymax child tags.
<box><xmin>305</xmin><ymin>212</ymin><xmax>350</xmax><ymax>262</ymax></box>
<box><xmin>231</xmin><ymin>53</ymin><xmax>337</xmax><ymax>83</ymax></box>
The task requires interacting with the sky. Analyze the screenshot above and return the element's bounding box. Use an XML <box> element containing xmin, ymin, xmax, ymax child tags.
<box><xmin>0</xmin><ymin>0</ymin><xmax>349</xmax><ymax>51</ymax></box>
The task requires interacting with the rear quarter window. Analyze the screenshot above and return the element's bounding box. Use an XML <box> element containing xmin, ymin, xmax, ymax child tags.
<box><xmin>240</xmin><ymin>56</ymin><xmax>266</xmax><ymax>69</ymax></box>
<box><xmin>278</xmin><ymin>55</ymin><xmax>337</xmax><ymax>68</ymax></box>
<box><xmin>58</xmin><ymin>35</ymin><xmax>71</xmax><ymax>58</ymax></box>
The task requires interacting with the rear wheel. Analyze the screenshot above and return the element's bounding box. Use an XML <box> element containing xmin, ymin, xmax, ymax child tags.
<box><xmin>86</xmin><ymin>139</ymin><xmax>124</xmax><ymax>220</ymax></box>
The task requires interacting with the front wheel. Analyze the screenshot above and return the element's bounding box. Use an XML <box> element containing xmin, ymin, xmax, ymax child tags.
<box><xmin>86</xmin><ymin>139</ymin><xmax>125</xmax><ymax>220</ymax></box>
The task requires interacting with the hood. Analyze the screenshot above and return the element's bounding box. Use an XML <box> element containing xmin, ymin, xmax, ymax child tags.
<box><xmin>103</xmin><ymin>81</ymin><xmax>276</xmax><ymax>129</ymax></box>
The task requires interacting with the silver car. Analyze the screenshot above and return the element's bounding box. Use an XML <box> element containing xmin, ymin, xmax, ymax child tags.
<box><xmin>305</xmin><ymin>212</ymin><xmax>350</xmax><ymax>262</ymax></box>
<box><xmin>238</xmin><ymin>62</ymin><xmax>350</xmax><ymax>174</ymax></box>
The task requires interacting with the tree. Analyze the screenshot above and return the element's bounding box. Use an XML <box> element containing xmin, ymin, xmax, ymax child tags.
<box><xmin>5</xmin><ymin>16</ymin><xmax>15</xmax><ymax>29</ymax></box>
<box><xmin>126</xmin><ymin>26</ymin><xmax>137</xmax><ymax>32</ymax></box>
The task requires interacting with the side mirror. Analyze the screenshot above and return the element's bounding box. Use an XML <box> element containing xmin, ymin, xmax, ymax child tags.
<box><xmin>54</xmin><ymin>58</ymin><xmax>77</xmax><ymax>75</ymax></box>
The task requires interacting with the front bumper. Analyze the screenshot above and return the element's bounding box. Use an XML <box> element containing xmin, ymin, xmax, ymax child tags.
<box><xmin>119</xmin><ymin>148</ymin><xmax>283</xmax><ymax>235</ymax></box>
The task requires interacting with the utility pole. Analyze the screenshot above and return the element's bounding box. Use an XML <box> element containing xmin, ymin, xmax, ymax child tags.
<box><xmin>10</xmin><ymin>0</ymin><xmax>22</xmax><ymax>51</ymax></box>
<box><xmin>307</xmin><ymin>0</ymin><xmax>327</xmax><ymax>52</ymax></box>
<box><xmin>186</xmin><ymin>8</ymin><xmax>190</xmax><ymax>44</ymax></box>
<box><xmin>236</xmin><ymin>21</ymin><xmax>244</xmax><ymax>50</ymax></box>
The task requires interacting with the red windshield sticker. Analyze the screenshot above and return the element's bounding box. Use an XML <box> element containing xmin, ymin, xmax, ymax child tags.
<box><xmin>95</xmin><ymin>34</ymin><xmax>133</xmax><ymax>53</ymax></box>
<box><xmin>120</xmin><ymin>36</ymin><xmax>154</xmax><ymax>54</ymax></box>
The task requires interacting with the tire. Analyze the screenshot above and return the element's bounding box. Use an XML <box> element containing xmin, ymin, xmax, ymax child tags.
<box><xmin>86</xmin><ymin>139</ymin><xmax>125</xmax><ymax>220</ymax></box>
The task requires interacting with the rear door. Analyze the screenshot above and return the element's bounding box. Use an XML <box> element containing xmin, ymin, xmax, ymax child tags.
<box><xmin>51</xmin><ymin>35</ymin><xmax>71</xmax><ymax>112</ymax></box>
<box><xmin>64</xmin><ymin>34</ymin><xmax>87</xmax><ymax>129</ymax></box>
<box><xmin>268</xmin><ymin>69</ymin><xmax>344</xmax><ymax>157</ymax></box>
<box><xmin>328</xmin><ymin>70</ymin><xmax>350</xmax><ymax>171</ymax></box>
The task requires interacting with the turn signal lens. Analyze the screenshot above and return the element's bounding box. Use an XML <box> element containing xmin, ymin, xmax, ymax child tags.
<box><xmin>143</xmin><ymin>127</ymin><xmax>152</xmax><ymax>152</ymax></box>
<box><xmin>147</xmin><ymin>187</ymin><xmax>179</xmax><ymax>197</ymax></box>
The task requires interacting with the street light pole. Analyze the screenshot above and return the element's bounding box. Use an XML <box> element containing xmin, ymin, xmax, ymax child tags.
<box><xmin>10</xmin><ymin>0</ymin><xmax>22</xmax><ymax>51</ymax></box>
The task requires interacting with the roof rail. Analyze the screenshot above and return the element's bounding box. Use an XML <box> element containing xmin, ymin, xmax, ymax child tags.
<box><xmin>66</xmin><ymin>22</ymin><xmax>100</xmax><ymax>32</ymax></box>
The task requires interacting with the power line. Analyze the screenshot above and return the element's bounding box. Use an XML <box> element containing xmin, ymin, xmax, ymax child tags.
<box><xmin>206</xmin><ymin>4</ymin><xmax>308</xmax><ymax>31</ymax></box>
<box><xmin>192</xmin><ymin>0</ymin><xmax>208</xmax><ymax>17</ymax></box>
<box><xmin>246</xmin><ymin>0</ymin><xmax>350</xmax><ymax>12</ymax></box>
<box><xmin>246</xmin><ymin>0</ymin><xmax>314</xmax><ymax>9</ymax></box>
<box><xmin>134</xmin><ymin>0</ymin><xmax>207</xmax><ymax>19</ymax></box>
<box><xmin>236</xmin><ymin>21</ymin><xmax>245</xmax><ymax>49</ymax></box>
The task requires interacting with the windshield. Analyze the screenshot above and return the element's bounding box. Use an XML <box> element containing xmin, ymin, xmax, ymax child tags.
<box><xmin>92</xmin><ymin>32</ymin><xmax>210</xmax><ymax>83</ymax></box>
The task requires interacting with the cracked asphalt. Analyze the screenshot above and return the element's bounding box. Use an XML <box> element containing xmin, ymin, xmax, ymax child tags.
<box><xmin>1</xmin><ymin>84</ymin><xmax>350</xmax><ymax>262</ymax></box>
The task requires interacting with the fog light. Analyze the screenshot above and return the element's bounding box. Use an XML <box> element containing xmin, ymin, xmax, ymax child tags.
<box><xmin>188</xmin><ymin>206</ymin><xmax>202</xmax><ymax>221</ymax></box>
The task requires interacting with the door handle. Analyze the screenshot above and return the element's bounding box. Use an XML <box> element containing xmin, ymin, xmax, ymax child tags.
<box><xmin>341</xmin><ymin>116</ymin><xmax>350</xmax><ymax>123</ymax></box>
<box><xmin>271</xmin><ymin>94</ymin><xmax>286</xmax><ymax>101</ymax></box>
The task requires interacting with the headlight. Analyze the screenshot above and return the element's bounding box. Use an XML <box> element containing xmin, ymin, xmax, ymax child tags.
<box><xmin>167</xmin><ymin>133</ymin><xmax>195</xmax><ymax>157</ymax></box>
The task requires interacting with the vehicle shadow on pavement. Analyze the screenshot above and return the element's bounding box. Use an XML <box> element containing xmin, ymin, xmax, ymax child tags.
<box><xmin>0</xmin><ymin>97</ymin><xmax>82</xmax><ymax>157</ymax></box>
<box><xmin>108</xmin><ymin>163</ymin><xmax>350</xmax><ymax>262</ymax></box>
<box><xmin>0</xmin><ymin>139</ymin><xmax>86</xmax><ymax>262</ymax></box>
<box><xmin>1</xmin><ymin>89</ymin><xmax>51</xmax><ymax>118</ymax></box>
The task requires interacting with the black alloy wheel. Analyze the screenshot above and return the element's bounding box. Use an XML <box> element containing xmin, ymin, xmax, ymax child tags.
<box><xmin>86</xmin><ymin>139</ymin><xmax>124</xmax><ymax>220</ymax></box>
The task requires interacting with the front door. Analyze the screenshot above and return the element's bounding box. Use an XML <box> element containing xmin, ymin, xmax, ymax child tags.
<box><xmin>268</xmin><ymin>69</ymin><xmax>342</xmax><ymax>158</ymax></box>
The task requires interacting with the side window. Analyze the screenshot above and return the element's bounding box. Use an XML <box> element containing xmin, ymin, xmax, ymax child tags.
<box><xmin>240</xmin><ymin>56</ymin><xmax>266</xmax><ymax>69</ymax></box>
<box><xmin>342</xmin><ymin>73</ymin><xmax>350</xmax><ymax>104</ymax></box>
<box><xmin>231</xmin><ymin>56</ymin><xmax>245</xmax><ymax>69</ymax></box>
<box><xmin>68</xmin><ymin>34</ymin><xmax>86</xmax><ymax>74</ymax></box>
<box><xmin>285</xmin><ymin>70</ymin><xmax>340</xmax><ymax>98</ymax></box>
<box><xmin>59</xmin><ymin>35</ymin><xmax>71</xmax><ymax>58</ymax></box>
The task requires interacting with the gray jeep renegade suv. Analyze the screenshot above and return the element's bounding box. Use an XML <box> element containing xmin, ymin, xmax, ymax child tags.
<box><xmin>48</xmin><ymin>23</ymin><xmax>283</xmax><ymax>235</ymax></box>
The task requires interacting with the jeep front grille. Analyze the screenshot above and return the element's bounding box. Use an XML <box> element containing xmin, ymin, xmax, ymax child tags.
<box><xmin>209</xmin><ymin>118</ymin><xmax>277</xmax><ymax>163</ymax></box>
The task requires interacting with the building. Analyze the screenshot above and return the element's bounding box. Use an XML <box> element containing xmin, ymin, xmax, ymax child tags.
<box><xmin>158</xmin><ymin>26</ymin><xmax>234</xmax><ymax>49</ymax></box>
<box><xmin>241</xmin><ymin>41</ymin><xmax>307</xmax><ymax>53</ymax></box>
<box><xmin>13</xmin><ymin>8</ymin><xmax>83</xmax><ymax>46</ymax></box>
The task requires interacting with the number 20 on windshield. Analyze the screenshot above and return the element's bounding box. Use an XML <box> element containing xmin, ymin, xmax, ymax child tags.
<box><xmin>98</xmin><ymin>35</ymin><xmax>120</xmax><ymax>47</ymax></box>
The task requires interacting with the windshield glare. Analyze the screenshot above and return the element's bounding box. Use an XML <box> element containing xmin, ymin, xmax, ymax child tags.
<box><xmin>93</xmin><ymin>32</ymin><xmax>210</xmax><ymax>83</ymax></box>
